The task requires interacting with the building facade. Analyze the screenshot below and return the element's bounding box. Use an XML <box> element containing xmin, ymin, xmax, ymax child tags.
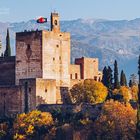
<box><xmin>0</xmin><ymin>13</ymin><xmax>102</xmax><ymax>117</ymax></box>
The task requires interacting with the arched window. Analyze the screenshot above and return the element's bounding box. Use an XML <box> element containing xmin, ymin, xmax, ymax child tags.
<box><xmin>54</xmin><ymin>20</ymin><xmax>57</xmax><ymax>25</ymax></box>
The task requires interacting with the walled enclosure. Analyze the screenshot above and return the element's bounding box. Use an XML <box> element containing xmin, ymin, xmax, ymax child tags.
<box><xmin>0</xmin><ymin>12</ymin><xmax>103</xmax><ymax>117</ymax></box>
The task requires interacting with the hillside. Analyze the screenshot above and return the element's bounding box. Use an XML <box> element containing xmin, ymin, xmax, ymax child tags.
<box><xmin>0</xmin><ymin>18</ymin><xmax>140</xmax><ymax>78</ymax></box>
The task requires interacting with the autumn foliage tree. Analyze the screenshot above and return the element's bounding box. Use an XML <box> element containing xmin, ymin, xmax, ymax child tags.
<box><xmin>93</xmin><ymin>100</ymin><xmax>137</xmax><ymax>140</ymax></box>
<box><xmin>70</xmin><ymin>79</ymin><xmax>108</xmax><ymax>104</ymax></box>
<box><xmin>130</xmin><ymin>85</ymin><xmax>138</xmax><ymax>101</ymax></box>
<box><xmin>119</xmin><ymin>86</ymin><xmax>131</xmax><ymax>102</ymax></box>
<box><xmin>13</xmin><ymin>110</ymin><xmax>54</xmax><ymax>140</ymax></box>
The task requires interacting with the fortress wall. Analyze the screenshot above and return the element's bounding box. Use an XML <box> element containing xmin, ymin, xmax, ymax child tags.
<box><xmin>0</xmin><ymin>85</ymin><xmax>22</xmax><ymax>117</ymax></box>
<box><xmin>16</xmin><ymin>31</ymin><xmax>43</xmax><ymax>85</ymax></box>
<box><xmin>0</xmin><ymin>56</ymin><xmax>15</xmax><ymax>85</ymax></box>
<box><xmin>70</xmin><ymin>64</ymin><xmax>81</xmax><ymax>80</ymax></box>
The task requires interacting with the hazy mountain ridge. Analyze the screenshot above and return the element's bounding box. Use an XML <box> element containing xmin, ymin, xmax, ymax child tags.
<box><xmin>0</xmin><ymin>18</ymin><xmax>140</xmax><ymax>78</ymax></box>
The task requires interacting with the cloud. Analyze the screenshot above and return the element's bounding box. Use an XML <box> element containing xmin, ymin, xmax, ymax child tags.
<box><xmin>0</xmin><ymin>7</ymin><xmax>10</xmax><ymax>15</ymax></box>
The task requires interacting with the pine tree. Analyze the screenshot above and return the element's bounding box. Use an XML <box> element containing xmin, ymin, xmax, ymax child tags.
<box><xmin>136</xmin><ymin>55</ymin><xmax>140</xmax><ymax>139</ymax></box>
<box><xmin>4</xmin><ymin>28</ymin><xmax>11</xmax><ymax>57</ymax></box>
<box><xmin>114</xmin><ymin>60</ymin><xmax>120</xmax><ymax>89</ymax></box>
<box><xmin>120</xmin><ymin>70</ymin><xmax>127</xmax><ymax>86</ymax></box>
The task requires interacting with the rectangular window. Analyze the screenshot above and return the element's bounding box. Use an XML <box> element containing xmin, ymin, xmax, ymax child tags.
<box><xmin>75</xmin><ymin>73</ymin><xmax>78</xmax><ymax>79</ymax></box>
<box><xmin>59</xmin><ymin>56</ymin><xmax>61</xmax><ymax>61</ymax></box>
<box><xmin>70</xmin><ymin>74</ymin><xmax>72</xmax><ymax>79</ymax></box>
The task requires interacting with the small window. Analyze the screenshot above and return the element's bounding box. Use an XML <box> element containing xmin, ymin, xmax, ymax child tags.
<box><xmin>45</xmin><ymin>89</ymin><xmax>47</xmax><ymax>92</ymax></box>
<box><xmin>56</xmin><ymin>45</ymin><xmax>59</xmax><ymax>48</ymax></box>
<box><xmin>70</xmin><ymin>74</ymin><xmax>72</xmax><ymax>79</ymax></box>
<box><xmin>29</xmin><ymin>87</ymin><xmax>31</xmax><ymax>92</ymax></box>
<box><xmin>59</xmin><ymin>56</ymin><xmax>61</xmax><ymax>61</ymax></box>
<box><xmin>27</xmin><ymin>44</ymin><xmax>30</xmax><ymax>50</ymax></box>
<box><xmin>75</xmin><ymin>73</ymin><xmax>78</xmax><ymax>79</ymax></box>
<box><xmin>53</xmin><ymin>57</ymin><xmax>55</xmax><ymax>61</ymax></box>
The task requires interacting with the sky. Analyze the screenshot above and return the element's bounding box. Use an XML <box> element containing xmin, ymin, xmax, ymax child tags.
<box><xmin>0</xmin><ymin>0</ymin><xmax>140</xmax><ymax>22</ymax></box>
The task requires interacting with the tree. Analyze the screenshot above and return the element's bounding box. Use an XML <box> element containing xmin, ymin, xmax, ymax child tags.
<box><xmin>13</xmin><ymin>110</ymin><xmax>54</xmax><ymax>140</ymax></box>
<box><xmin>119</xmin><ymin>86</ymin><xmax>131</xmax><ymax>102</ymax></box>
<box><xmin>93</xmin><ymin>100</ymin><xmax>137</xmax><ymax>140</ymax></box>
<box><xmin>129</xmin><ymin>80</ymin><xmax>133</xmax><ymax>87</ymax></box>
<box><xmin>120</xmin><ymin>70</ymin><xmax>127</xmax><ymax>86</ymax></box>
<box><xmin>114</xmin><ymin>60</ymin><xmax>120</xmax><ymax>89</ymax></box>
<box><xmin>4</xmin><ymin>28</ymin><xmax>11</xmax><ymax>57</ymax></box>
<box><xmin>136</xmin><ymin>55</ymin><xmax>140</xmax><ymax>139</ymax></box>
<box><xmin>130</xmin><ymin>74</ymin><xmax>138</xmax><ymax>86</ymax></box>
<box><xmin>102</xmin><ymin>66</ymin><xmax>108</xmax><ymax>87</ymax></box>
<box><xmin>130</xmin><ymin>85</ymin><xmax>138</xmax><ymax>101</ymax></box>
<box><xmin>107</xmin><ymin>66</ymin><xmax>113</xmax><ymax>89</ymax></box>
<box><xmin>102</xmin><ymin>66</ymin><xmax>113</xmax><ymax>90</ymax></box>
<box><xmin>70</xmin><ymin>79</ymin><xmax>108</xmax><ymax>104</ymax></box>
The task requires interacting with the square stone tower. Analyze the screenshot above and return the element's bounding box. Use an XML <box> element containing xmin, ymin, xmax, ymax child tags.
<box><xmin>16</xmin><ymin>13</ymin><xmax>70</xmax><ymax>87</ymax></box>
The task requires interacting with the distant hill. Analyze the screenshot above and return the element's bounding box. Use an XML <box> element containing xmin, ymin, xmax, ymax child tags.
<box><xmin>0</xmin><ymin>18</ymin><xmax>140</xmax><ymax>79</ymax></box>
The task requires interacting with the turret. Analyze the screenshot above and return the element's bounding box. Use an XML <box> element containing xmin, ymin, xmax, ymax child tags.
<box><xmin>51</xmin><ymin>12</ymin><xmax>60</xmax><ymax>32</ymax></box>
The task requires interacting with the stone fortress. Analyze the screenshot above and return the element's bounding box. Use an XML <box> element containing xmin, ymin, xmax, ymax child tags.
<box><xmin>0</xmin><ymin>13</ymin><xmax>102</xmax><ymax>117</ymax></box>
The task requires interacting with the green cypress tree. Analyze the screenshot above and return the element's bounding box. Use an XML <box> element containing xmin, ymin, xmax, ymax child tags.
<box><xmin>129</xmin><ymin>80</ymin><xmax>132</xmax><ymax>87</ymax></box>
<box><xmin>107</xmin><ymin>66</ymin><xmax>113</xmax><ymax>89</ymax></box>
<box><xmin>114</xmin><ymin>60</ymin><xmax>120</xmax><ymax>89</ymax></box>
<box><xmin>102</xmin><ymin>66</ymin><xmax>108</xmax><ymax>87</ymax></box>
<box><xmin>120</xmin><ymin>70</ymin><xmax>127</xmax><ymax>86</ymax></box>
<box><xmin>136</xmin><ymin>55</ymin><xmax>140</xmax><ymax>139</ymax></box>
<box><xmin>124</xmin><ymin>72</ymin><xmax>127</xmax><ymax>86</ymax></box>
<box><xmin>4</xmin><ymin>28</ymin><xmax>11</xmax><ymax>57</ymax></box>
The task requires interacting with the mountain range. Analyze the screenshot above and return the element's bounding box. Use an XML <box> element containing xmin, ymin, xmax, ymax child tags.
<box><xmin>0</xmin><ymin>18</ymin><xmax>140</xmax><ymax>79</ymax></box>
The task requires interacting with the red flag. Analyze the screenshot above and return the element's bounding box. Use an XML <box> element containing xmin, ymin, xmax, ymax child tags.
<box><xmin>37</xmin><ymin>17</ymin><xmax>47</xmax><ymax>23</ymax></box>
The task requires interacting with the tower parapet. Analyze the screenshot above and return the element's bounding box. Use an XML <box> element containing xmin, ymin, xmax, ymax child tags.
<box><xmin>51</xmin><ymin>12</ymin><xmax>60</xmax><ymax>32</ymax></box>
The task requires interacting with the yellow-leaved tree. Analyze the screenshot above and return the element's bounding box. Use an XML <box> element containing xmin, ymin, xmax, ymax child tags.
<box><xmin>119</xmin><ymin>86</ymin><xmax>131</xmax><ymax>102</ymax></box>
<box><xmin>93</xmin><ymin>100</ymin><xmax>137</xmax><ymax>140</ymax></box>
<box><xmin>13</xmin><ymin>110</ymin><xmax>54</xmax><ymax>140</ymax></box>
<box><xmin>130</xmin><ymin>85</ymin><xmax>138</xmax><ymax>101</ymax></box>
<box><xmin>70</xmin><ymin>79</ymin><xmax>108</xmax><ymax>104</ymax></box>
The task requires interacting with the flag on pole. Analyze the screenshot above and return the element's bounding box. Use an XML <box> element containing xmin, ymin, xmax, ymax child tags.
<box><xmin>37</xmin><ymin>17</ymin><xmax>47</xmax><ymax>23</ymax></box>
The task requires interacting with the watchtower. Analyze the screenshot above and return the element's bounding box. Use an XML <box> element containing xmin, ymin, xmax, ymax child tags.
<box><xmin>51</xmin><ymin>12</ymin><xmax>60</xmax><ymax>32</ymax></box>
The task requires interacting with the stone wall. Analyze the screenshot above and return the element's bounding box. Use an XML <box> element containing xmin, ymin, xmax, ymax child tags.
<box><xmin>0</xmin><ymin>56</ymin><xmax>15</xmax><ymax>85</ymax></box>
<box><xmin>19</xmin><ymin>78</ymin><xmax>57</xmax><ymax>112</ymax></box>
<box><xmin>19</xmin><ymin>79</ymin><xmax>36</xmax><ymax>113</ymax></box>
<box><xmin>42</xmin><ymin>30</ymin><xmax>70</xmax><ymax>87</ymax></box>
<box><xmin>16</xmin><ymin>31</ymin><xmax>43</xmax><ymax>85</ymax></box>
<box><xmin>36</xmin><ymin>78</ymin><xmax>56</xmax><ymax>105</ymax></box>
<box><xmin>75</xmin><ymin>57</ymin><xmax>102</xmax><ymax>81</ymax></box>
<box><xmin>70</xmin><ymin>64</ymin><xmax>81</xmax><ymax>80</ymax></box>
<box><xmin>0</xmin><ymin>85</ymin><xmax>22</xmax><ymax>117</ymax></box>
